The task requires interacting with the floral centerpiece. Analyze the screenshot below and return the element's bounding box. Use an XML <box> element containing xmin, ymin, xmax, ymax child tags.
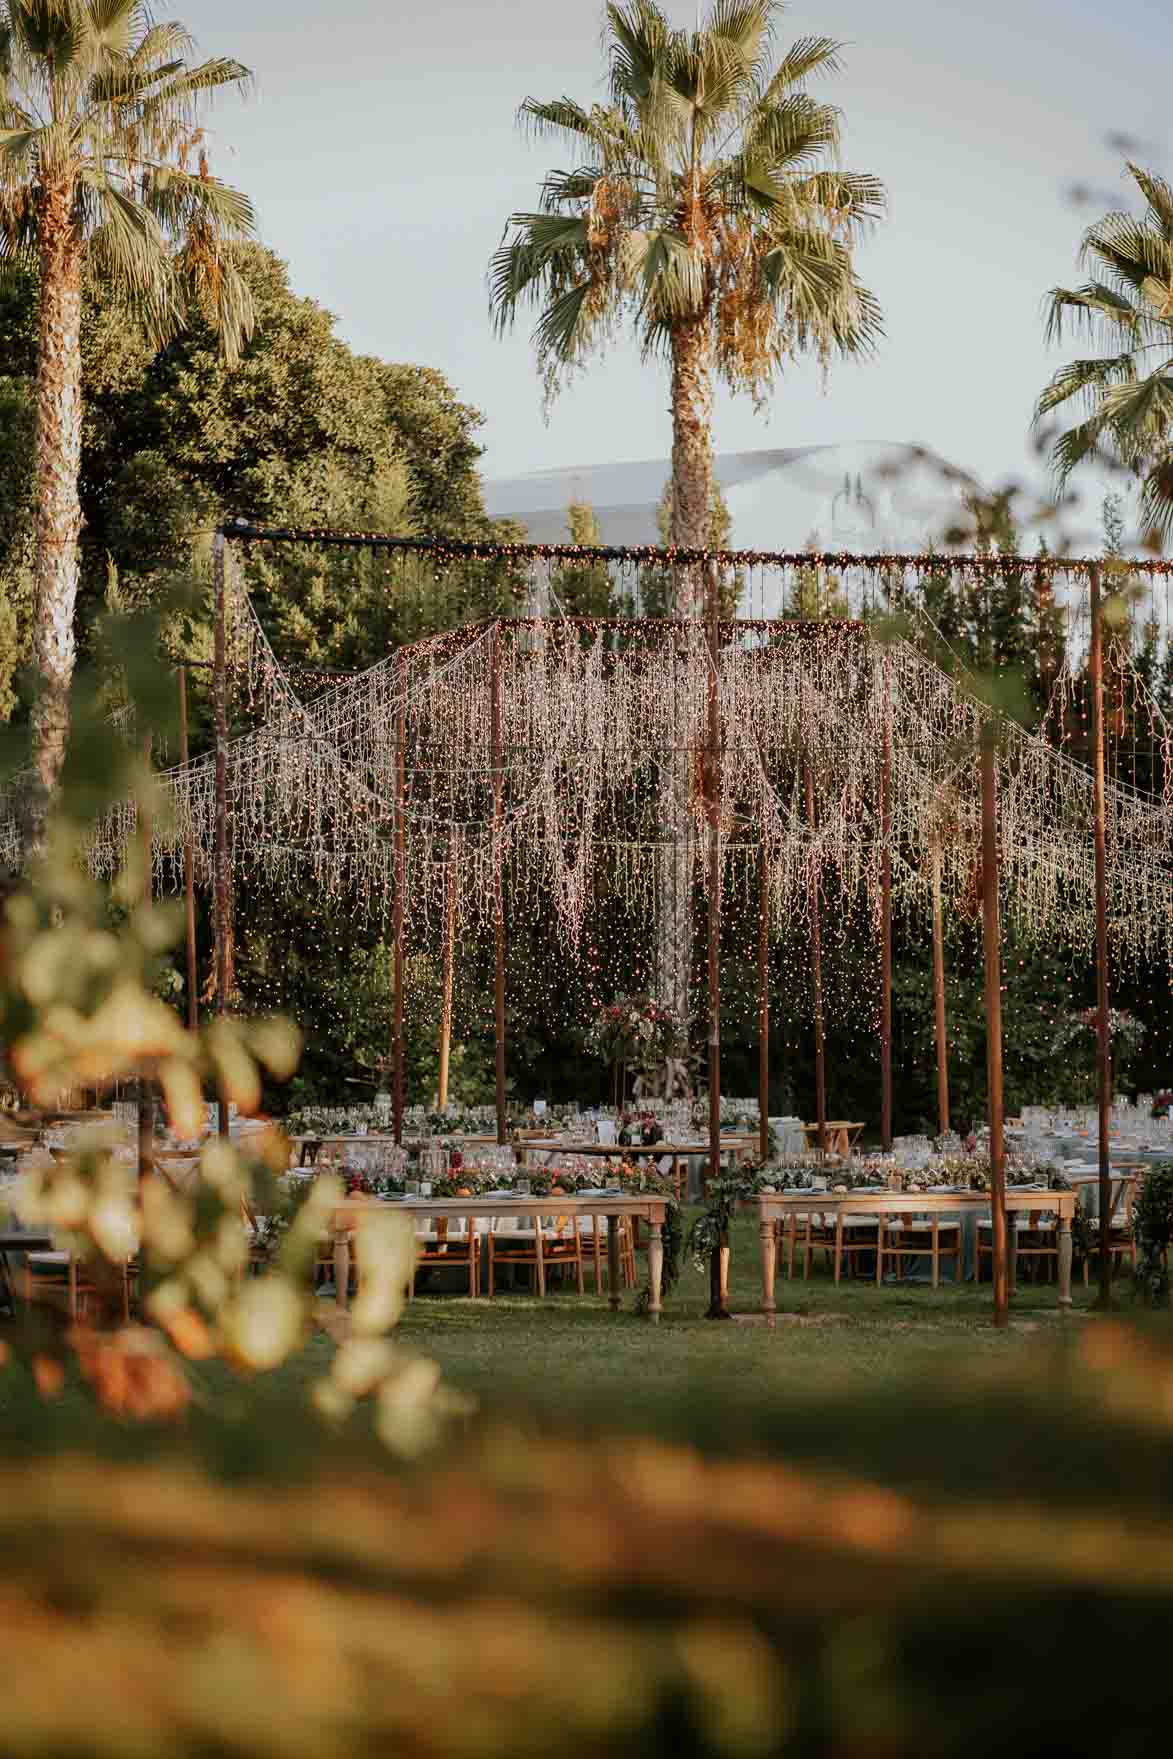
<box><xmin>585</xmin><ymin>996</ymin><xmax>689</xmax><ymax>1111</ymax></box>
<box><xmin>1151</xmin><ymin>1091</ymin><xmax>1172</xmax><ymax>1121</ymax></box>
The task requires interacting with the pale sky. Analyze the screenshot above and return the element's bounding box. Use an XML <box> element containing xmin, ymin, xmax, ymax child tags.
<box><xmin>190</xmin><ymin>0</ymin><xmax>1171</xmax><ymax>507</ymax></box>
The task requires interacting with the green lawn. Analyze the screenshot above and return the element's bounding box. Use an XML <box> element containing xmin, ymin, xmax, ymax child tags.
<box><xmin>387</xmin><ymin>1209</ymin><xmax>1101</xmax><ymax>1444</ymax></box>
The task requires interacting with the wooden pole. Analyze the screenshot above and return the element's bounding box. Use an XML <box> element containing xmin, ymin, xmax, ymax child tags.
<box><xmin>137</xmin><ymin>732</ymin><xmax>154</xmax><ymax>1188</ymax></box>
<box><xmin>758</xmin><ymin>845</ymin><xmax>769</xmax><ymax>1162</ymax></box>
<box><xmin>437</xmin><ymin>833</ymin><xmax>457</xmax><ymax>1110</ymax></box>
<box><xmin>178</xmin><ymin>665</ymin><xmax>198</xmax><ymax>1034</ymax></box>
<box><xmin>491</xmin><ymin>624</ymin><xmax>507</xmax><ymax>1147</ymax></box>
<box><xmin>931</xmin><ymin>832</ymin><xmax>950</xmax><ymax>1136</ymax></box>
<box><xmin>805</xmin><ymin>761</ymin><xmax>827</xmax><ymax>1156</ymax></box>
<box><xmin>1089</xmin><ymin>563</ymin><xmax>1114</xmax><ymax>1306</ymax></box>
<box><xmin>879</xmin><ymin>657</ymin><xmax>893</xmax><ymax>1151</ymax></box>
<box><xmin>212</xmin><ymin>532</ymin><xmax>230</xmax><ymax>1140</ymax></box>
<box><xmin>704</xmin><ymin>565</ymin><xmax>729</xmax><ymax>1319</ymax></box>
<box><xmin>392</xmin><ymin>652</ymin><xmax>406</xmax><ymax>1148</ymax></box>
<box><xmin>981</xmin><ymin>726</ymin><xmax>1008</xmax><ymax>1328</ymax></box>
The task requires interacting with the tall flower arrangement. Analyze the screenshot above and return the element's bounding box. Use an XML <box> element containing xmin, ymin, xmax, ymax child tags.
<box><xmin>585</xmin><ymin>995</ymin><xmax>688</xmax><ymax>1111</ymax></box>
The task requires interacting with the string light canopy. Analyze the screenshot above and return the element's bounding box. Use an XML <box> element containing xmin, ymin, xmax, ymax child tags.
<box><xmin>80</xmin><ymin>529</ymin><xmax>1172</xmax><ymax>984</ymax></box>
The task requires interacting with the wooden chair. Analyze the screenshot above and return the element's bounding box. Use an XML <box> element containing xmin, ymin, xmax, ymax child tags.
<box><xmin>415</xmin><ymin>1216</ymin><xmax>481</xmax><ymax>1298</ymax></box>
<box><xmin>832</xmin><ymin>1210</ymin><xmax>882</xmax><ymax>1284</ymax></box>
<box><xmin>240</xmin><ymin>1195</ymin><xmax>271</xmax><ymax>1276</ymax></box>
<box><xmin>580</xmin><ymin>1212</ymin><xmax>636</xmax><ymax>1294</ymax></box>
<box><xmin>780</xmin><ymin>1209</ymin><xmax>836</xmax><ymax>1279</ymax></box>
<box><xmin>24</xmin><ymin>1251</ymin><xmax>131</xmax><ymax>1321</ymax></box>
<box><xmin>487</xmin><ymin>1213</ymin><xmax>587</xmax><ymax>1298</ymax></box>
<box><xmin>977</xmin><ymin>1213</ymin><xmax>1059</xmax><ymax>1286</ymax></box>
<box><xmin>879</xmin><ymin>1214</ymin><xmax>963</xmax><ymax>1288</ymax></box>
<box><xmin>1082</xmin><ymin>1175</ymin><xmax>1139</xmax><ymax>1285</ymax></box>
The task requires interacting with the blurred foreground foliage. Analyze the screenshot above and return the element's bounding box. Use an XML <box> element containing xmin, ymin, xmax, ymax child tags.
<box><xmin>2</xmin><ymin>1317</ymin><xmax>1173</xmax><ymax>1756</ymax></box>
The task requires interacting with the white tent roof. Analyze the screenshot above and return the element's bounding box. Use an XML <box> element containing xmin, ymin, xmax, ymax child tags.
<box><xmin>482</xmin><ymin>441</ymin><xmax>979</xmax><ymax>552</ymax></box>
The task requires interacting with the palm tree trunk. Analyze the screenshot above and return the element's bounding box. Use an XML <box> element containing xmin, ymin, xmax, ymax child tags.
<box><xmin>668</xmin><ymin>313</ymin><xmax>715</xmax><ymax>567</ymax></box>
<box><xmin>27</xmin><ymin>177</ymin><xmax>83</xmax><ymax>848</ymax></box>
<box><xmin>654</xmin><ymin>314</ymin><xmax>714</xmax><ymax>1027</ymax></box>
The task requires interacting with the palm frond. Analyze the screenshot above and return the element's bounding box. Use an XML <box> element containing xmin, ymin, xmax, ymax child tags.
<box><xmin>488</xmin><ymin>213</ymin><xmax>589</xmax><ymax>332</ymax></box>
<box><xmin>533</xmin><ymin>278</ymin><xmax>595</xmax><ymax>362</ymax></box>
<box><xmin>1126</xmin><ymin>160</ymin><xmax>1173</xmax><ymax>236</ymax></box>
<box><xmin>84</xmin><ymin>0</ymin><xmax>145</xmax><ymax>55</ymax></box>
<box><xmin>1098</xmin><ymin>371</ymin><xmax>1173</xmax><ymax>443</ymax></box>
<box><xmin>130</xmin><ymin>55</ymin><xmax>253</xmax><ymax>125</ymax></box>
<box><xmin>1137</xmin><ymin>454</ymin><xmax>1173</xmax><ymax>540</ymax></box>
<box><xmin>1043</xmin><ymin>280</ymin><xmax>1145</xmax><ymax>346</ymax></box>
<box><xmin>761</xmin><ymin>225</ymin><xmax>883</xmax><ymax>355</ymax></box>
<box><xmin>141</xmin><ymin>165</ymin><xmax>254</xmax><ymax>239</ymax></box>
<box><xmin>756</xmin><ymin>33</ymin><xmax>843</xmax><ymax>99</ymax></box>
<box><xmin>1034</xmin><ymin>351</ymin><xmax>1138</xmax><ymax>418</ymax></box>
<box><xmin>1050</xmin><ymin>413</ymin><xmax>1110</xmax><ymax>483</ymax></box>
<box><xmin>788</xmin><ymin>169</ymin><xmax>887</xmax><ymax>230</ymax></box>
<box><xmin>0</xmin><ymin>123</ymin><xmax>41</xmax><ymax>164</ymax></box>
<box><xmin>625</xmin><ymin>224</ymin><xmax>704</xmax><ymax>316</ymax></box>
<box><xmin>705</xmin><ymin>0</ymin><xmax>775</xmax><ymax>84</ymax></box>
<box><xmin>743</xmin><ymin>92</ymin><xmax>840</xmax><ymax>170</ymax></box>
<box><xmin>606</xmin><ymin>0</ymin><xmax>668</xmax><ymax>105</ymax></box>
<box><xmin>10</xmin><ymin>0</ymin><xmax>85</xmax><ymax>74</ymax></box>
<box><xmin>1081</xmin><ymin>212</ymin><xmax>1173</xmax><ymax>295</ymax></box>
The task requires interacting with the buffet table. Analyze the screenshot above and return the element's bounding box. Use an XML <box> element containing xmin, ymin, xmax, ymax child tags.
<box><xmin>744</xmin><ymin>1188</ymin><xmax>1080</xmax><ymax>1320</ymax></box>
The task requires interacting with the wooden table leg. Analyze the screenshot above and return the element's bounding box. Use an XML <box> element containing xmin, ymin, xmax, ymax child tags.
<box><xmin>1058</xmin><ymin>1215</ymin><xmax>1073</xmax><ymax>1309</ymax></box>
<box><xmin>607</xmin><ymin>1214</ymin><xmax>621</xmax><ymax>1313</ymax></box>
<box><xmin>760</xmin><ymin>1216</ymin><xmax>776</xmax><ymax>1326</ymax></box>
<box><xmin>719</xmin><ymin>1237</ymin><xmax>730</xmax><ymax>1307</ymax></box>
<box><xmin>333</xmin><ymin>1232</ymin><xmax>350</xmax><ymax>1313</ymax></box>
<box><xmin>647</xmin><ymin>1218</ymin><xmax>664</xmax><ymax>1323</ymax></box>
<box><xmin>1008</xmin><ymin>1220</ymin><xmax>1018</xmax><ymax>1297</ymax></box>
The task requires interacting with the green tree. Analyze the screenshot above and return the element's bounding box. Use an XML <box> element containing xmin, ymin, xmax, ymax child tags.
<box><xmin>0</xmin><ymin>0</ymin><xmax>254</xmax><ymax>824</ymax></box>
<box><xmin>550</xmin><ymin>500</ymin><xmax>616</xmax><ymax>618</ymax></box>
<box><xmin>490</xmin><ymin>0</ymin><xmax>883</xmax><ymax>580</ymax></box>
<box><xmin>790</xmin><ymin>534</ymin><xmax>847</xmax><ymax>618</ymax></box>
<box><xmin>639</xmin><ymin>477</ymin><xmax>741</xmax><ymax>616</ymax></box>
<box><xmin>1036</xmin><ymin>161</ymin><xmax>1173</xmax><ymax>540</ymax></box>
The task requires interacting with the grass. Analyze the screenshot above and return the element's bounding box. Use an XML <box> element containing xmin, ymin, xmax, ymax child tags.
<box><xmin>1</xmin><ymin>1207</ymin><xmax>1140</xmax><ymax>1491</ymax></box>
<box><xmin>389</xmin><ymin>1208</ymin><xmax>1102</xmax><ymax>1438</ymax></box>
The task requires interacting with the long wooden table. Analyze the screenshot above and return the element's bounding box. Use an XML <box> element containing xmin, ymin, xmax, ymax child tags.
<box><xmin>332</xmin><ymin>1194</ymin><xmax>671</xmax><ymax>1320</ymax></box>
<box><xmin>745</xmin><ymin>1188</ymin><xmax>1080</xmax><ymax>1320</ymax></box>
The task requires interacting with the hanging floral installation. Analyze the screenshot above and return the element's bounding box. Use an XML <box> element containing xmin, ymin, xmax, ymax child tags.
<box><xmin>70</xmin><ymin>536</ymin><xmax>1173</xmax><ymax>1000</ymax></box>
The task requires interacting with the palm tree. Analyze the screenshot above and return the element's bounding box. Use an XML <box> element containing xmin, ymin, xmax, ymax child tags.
<box><xmin>1036</xmin><ymin>163</ymin><xmax>1173</xmax><ymax>540</ymax></box>
<box><xmin>0</xmin><ymin>0</ymin><xmax>254</xmax><ymax>831</ymax></box>
<box><xmin>490</xmin><ymin>0</ymin><xmax>884</xmax><ymax>587</ymax></box>
<box><xmin>491</xmin><ymin>0</ymin><xmax>883</xmax><ymax>1020</ymax></box>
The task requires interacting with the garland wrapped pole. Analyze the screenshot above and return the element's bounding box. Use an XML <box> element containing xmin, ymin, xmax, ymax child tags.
<box><xmin>931</xmin><ymin>830</ymin><xmax>950</xmax><ymax>1135</ymax></box>
<box><xmin>178</xmin><ymin>665</ymin><xmax>198</xmax><ymax>1034</ymax></box>
<box><xmin>981</xmin><ymin>723</ymin><xmax>1009</xmax><ymax>1328</ymax></box>
<box><xmin>392</xmin><ymin>652</ymin><xmax>406</xmax><ymax>1148</ymax></box>
<box><xmin>437</xmin><ymin>834</ymin><xmax>458</xmax><ymax>1110</ymax></box>
<box><xmin>491</xmin><ymin>624</ymin><xmax>507</xmax><ymax>1148</ymax></box>
<box><xmin>758</xmin><ymin>846</ymin><xmax>769</xmax><ymax>1162</ymax></box>
<box><xmin>805</xmin><ymin>760</ymin><xmax>828</xmax><ymax>1155</ymax></box>
<box><xmin>212</xmin><ymin>532</ymin><xmax>230</xmax><ymax>1140</ymax></box>
<box><xmin>1089</xmin><ymin>564</ymin><xmax>1114</xmax><ymax>1307</ymax></box>
<box><xmin>880</xmin><ymin>654</ymin><xmax>894</xmax><ymax>1151</ymax></box>
<box><xmin>705</xmin><ymin>568</ymin><xmax>730</xmax><ymax>1320</ymax></box>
